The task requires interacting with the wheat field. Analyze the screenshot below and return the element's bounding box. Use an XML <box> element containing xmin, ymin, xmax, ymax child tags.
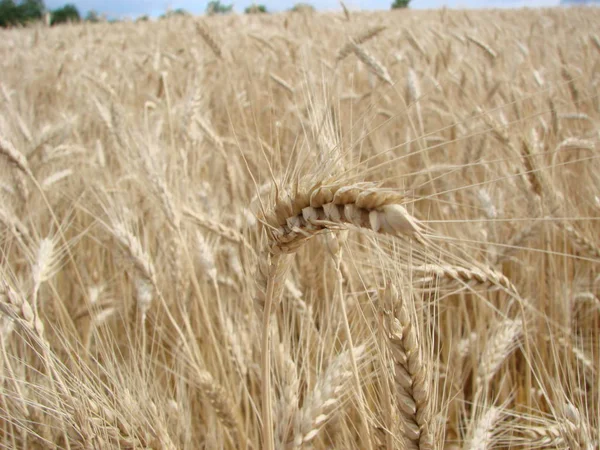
<box><xmin>0</xmin><ymin>6</ymin><xmax>599</xmax><ymax>449</ymax></box>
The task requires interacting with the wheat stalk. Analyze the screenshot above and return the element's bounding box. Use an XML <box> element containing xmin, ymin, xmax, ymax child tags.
<box><xmin>260</xmin><ymin>252</ymin><xmax>293</xmax><ymax>450</ymax></box>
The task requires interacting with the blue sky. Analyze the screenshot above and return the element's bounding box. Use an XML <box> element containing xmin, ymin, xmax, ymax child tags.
<box><xmin>44</xmin><ymin>0</ymin><xmax>565</xmax><ymax>19</ymax></box>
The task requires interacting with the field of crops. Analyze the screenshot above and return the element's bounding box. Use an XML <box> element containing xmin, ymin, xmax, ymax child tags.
<box><xmin>1</xmin><ymin>6</ymin><xmax>599</xmax><ymax>449</ymax></box>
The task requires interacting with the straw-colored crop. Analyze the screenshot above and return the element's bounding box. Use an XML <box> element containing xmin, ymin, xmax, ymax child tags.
<box><xmin>0</xmin><ymin>6</ymin><xmax>598</xmax><ymax>450</ymax></box>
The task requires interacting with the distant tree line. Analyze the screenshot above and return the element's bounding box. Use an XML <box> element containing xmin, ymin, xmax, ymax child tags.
<box><xmin>0</xmin><ymin>0</ymin><xmax>98</xmax><ymax>27</ymax></box>
<box><xmin>205</xmin><ymin>1</ymin><xmax>269</xmax><ymax>15</ymax></box>
<box><xmin>1</xmin><ymin>0</ymin><xmax>411</xmax><ymax>28</ymax></box>
<box><xmin>0</xmin><ymin>0</ymin><xmax>44</xmax><ymax>26</ymax></box>
<box><xmin>391</xmin><ymin>0</ymin><xmax>410</xmax><ymax>8</ymax></box>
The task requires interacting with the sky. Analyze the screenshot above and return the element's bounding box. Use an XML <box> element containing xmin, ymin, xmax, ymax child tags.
<box><xmin>43</xmin><ymin>0</ymin><xmax>574</xmax><ymax>20</ymax></box>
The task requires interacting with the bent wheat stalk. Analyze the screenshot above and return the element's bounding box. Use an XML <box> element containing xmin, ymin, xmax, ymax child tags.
<box><xmin>259</xmin><ymin>182</ymin><xmax>425</xmax><ymax>450</ymax></box>
<box><xmin>261</xmin><ymin>253</ymin><xmax>293</xmax><ymax>450</ymax></box>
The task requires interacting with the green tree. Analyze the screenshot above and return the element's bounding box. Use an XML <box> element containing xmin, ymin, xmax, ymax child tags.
<box><xmin>0</xmin><ymin>0</ymin><xmax>45</xmax><ymax>27</ymax></box>
<box><xmin>0</xmin><ymin>0</ymin><xmax>19</xmax><ymax>27</ymax></box>
<box><xmin>160</xmin><ymin>8</ymin><xmax>190</xmax><ymax>19</ymax></box>
<box><xmin>169</xmin><ymin>8</ymin><xmax>190</xmax><ymax>16</ymax></box>
<box><xmin>290</xmin><ymin>3</ymin><xmax>314</xmax><ymax>12</ymax></box>
<box><xmin>19</xmin><ymin>0</ymin><xmax>44</xmax><ymax>21</ymax></box>
<box><xmin>245</xmin><ymin>3</ymin><xmax>267</xmax><ymax>13</ymax></box>
<box><xmin>391</xmin><ymin>0</ymin><xmax>410</xmax><ymax>8</ymax></box>
<box><xmin>85</xmin><ymin>9</ymin><xmax>100</xmax><ymax>22</ymax></box>
<box><xmin>50</xmin><ymin>3</ymin><xmax>80</xmax><ymax>25</ymax></box>
<box><xmin>206</xmin><ymin>1</ymin><xmax>233</xmax><ymax>14</ymax></box>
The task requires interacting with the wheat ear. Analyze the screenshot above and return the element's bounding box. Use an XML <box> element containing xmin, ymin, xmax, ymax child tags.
<box><xmin>193</xmin><ymin>368</ymin><xmax>237</xmax><ymax>431</ymax></box>
<box><xmin>466</xmin><ymin>407</ymin><xmax>502</xmax><ymax>450</ymax></box>
<box><xmin>340</xmin><ymin>0</ymin><xmax>351</xmax><ymax>20</ymax></box>
<box><xmin>183</xmin><ymin>207</ymin><xmax>254</xmax><ymax>254</ymax></box>
<box><xmin>412</xmin><ymin>264</ymin><xmax>518</xmax><ymax>293</ymax></box>
<box><xmin>261</xmin><ymin>184</ymin><xmax>423</xmax><ymax>448</ymax></box>
<box><xmin>466</xmin><ymin>34</ymin><xmax>498</xmax><ymax>60</ymax></box>
<box><xmin>331</xmin><ymin>240</ymin><xmax>374</xmax><ymax>450</ymax></box>
<box><xmin>381</xmin><ymin>286</ymin><xmax>432</xmax><ymax>450</ymax></box>
<box><xmin>196</xmin><ymin>21</ymin><xmax>223</xmax><ymax>59</ymax></box>
<box><xmin>291</xmin><ymin>345</ymin><xmax>366</xmax><ymax>448</ymax></box>
<box><xmin>264</xmin><ymin>184</ymin><xmax>424</xmax><ymax>254</ymax></box>
<box><xmin>0</xmin><ymin>280</ymin><xmax>45</xmax><ymax>339</ymax></box>
<box><xmin>273</xmin><ymin>343</ymin><xmax>299</xmax><ymax>448</ymax></box>
<box><xmin>350</xmin><ymin>42</ymin><xmax>393</xmax><ymax>85</ymax></box>
<box><xmin>336</xmin><ymin>26</ymin><xmax>386</xmax><ymax>61</ymax></box>
<box><xmin>477</xmin><ymin>319</ymin><xmax>523</xmax><ymax>388</ymax></box>
<box><xmin>0</xmin><ymin>134</ymin><xmax>30</xmax><ymax>174</ymax></box>
<box><xmin>558</xmin><ymin>222</ymin><xmax>600</xmax><ymax>260</ymax></box>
